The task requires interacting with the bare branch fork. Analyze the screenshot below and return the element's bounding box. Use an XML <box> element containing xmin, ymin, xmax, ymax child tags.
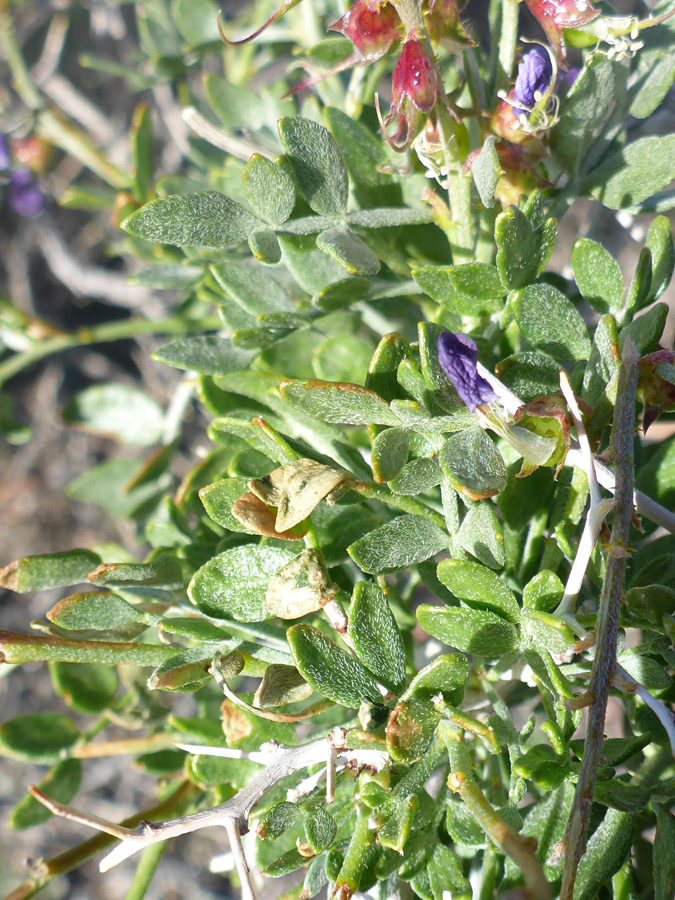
<box><xmin>30</xmin><ymin>729</ymin><xmax>389</xmax><ymax>900</ymax></box>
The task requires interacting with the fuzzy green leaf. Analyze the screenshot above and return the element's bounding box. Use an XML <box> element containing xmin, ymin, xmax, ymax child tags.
<box><xmin>512</xmin><ymin>283</ymin><xmax>591</xmax><ymax>360</ymax></box>
<box><xmin>0</xmin><ymin>713</ymin><xmax>79</xmax><ymax>764</ymax></box>
<box><xmin>437</xmin><ymin>559</ymin><xmax>518</xmax><ymax>622</ymax></box>
<box><xmin>571</xmin><ymin>238</ymin><xmax>624</xmax><ymax>315</ymax></box>
<box><xmin>348</xmin><ymin>515</ymin><xmax>448</xmax><ymax>575</ymax></box>
<box><xmin>280</xmin><ymin>379</ymin><xmax>401</xmax><ymax>425</ymax></box>
<box><xmin>287</xmin><ymin>624</ymin><xmax>381</xmax><ymax>707</ymax></box>
<box><xmin>278</xmin><ymin>117</ymin><xmax>348</xmax><ymax>216</ymax></box>
<box><xmin>0</xmin><ymin>550</ymin><xmax>101</xmax><ymax>593</ymax></box>
<box><xmin>348</xmin><ymin>582</ymin><xmax>406</xmax><ymax>692</ymax></box>
<box><xmin>416</xmin><ymin>605</ymin><xmax>518</xmax><ymax>656</ymax></box>
<box><xmin>122</xmin><ymin>192</ymin><xmax>260</xmax><ymax>247</ymax></box>
<box><xmin>243</xmin><ymin>154</ymin><xmax>296</xmax><ymax>226</ymax></box>
<box><xmin>189</xmin><ymin>545</ymin><xmax>297</xmax><ymax>621</ymax></box>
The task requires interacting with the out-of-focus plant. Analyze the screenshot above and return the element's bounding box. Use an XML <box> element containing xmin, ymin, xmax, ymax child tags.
<box><xmin>2</xmin><ymin>0</ymin><xmax>675</xmax><ymax>899</ymax></box>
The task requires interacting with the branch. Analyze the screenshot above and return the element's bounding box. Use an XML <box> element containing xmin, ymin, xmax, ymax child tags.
<box><xmin>560</xmin><ymin>339</ymin><xmax>640</xmax><ymax>900</ymax></box>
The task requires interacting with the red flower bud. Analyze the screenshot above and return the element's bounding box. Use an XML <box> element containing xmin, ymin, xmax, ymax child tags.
<box><xmin>379</xmin><ymin>37</ymin><xmax>441</xmax><ymax>151</ymax></box>
<box><xmin>523</xmin><ymin>0</ymin><xmax>600</xmax><ymax>65</ymax></box>
<box><xmin>425</xmin><ymin>0</ymin><xmax>476</xmax><ymax>51</ymax></box>
<box><xmin>329</xmin><ymin>0</ymin><xmax>401</xmax><ymax>63</ymax></box>
<box><xmin>392</xmin><ymin>38</ymin><xmax>440</xmax><ymax>115</ymax></box>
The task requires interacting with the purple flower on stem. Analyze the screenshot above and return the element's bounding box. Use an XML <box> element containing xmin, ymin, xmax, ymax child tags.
<box><xmin>437</xmin><ymin>332</ymin><xmax>497</xmax><ymax>412</ymax></box>
<box><xmin>513</xmin><ymin>46</ymin><xmax>554</xmax><ymax>119</ymax></box>
<box><xmin>7</xmin><ymin>169</ymin><xmax>45</xmax><ymax>217</ymax></box>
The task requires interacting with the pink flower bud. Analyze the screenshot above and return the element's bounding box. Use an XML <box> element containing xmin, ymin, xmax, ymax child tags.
<box><xmin>392</xmin><ymin>38</ymin><xmax>440</xmax><ymax>115</ymax></box>
<box><xmin>329</xmin><ymin>0</ymin><xmax>401</xmax><ymax>63</ymax></box>
<box><xmin>523</xmin><ymin>0</ymin><xmax>600</xmax><ymax>64</ymax></box>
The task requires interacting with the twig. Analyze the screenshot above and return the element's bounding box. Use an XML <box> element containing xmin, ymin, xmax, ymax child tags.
<box><xmin>30</xmin><ymin>731</ymin><xmax>352</xmax><ymax>880</ymax></box>
<box><xmin>559</xmin><ymin>339</ymin><xmax>639</xmax><ymax>900</ymax></box>
<box><xmin>556</xmin><ymin>371</ymin><xmax>614</xmax><ymax>620</ymax></box>
<box><xmin>181</xmin><ymin>107</ymin><xmax>274</xmax><ymax>161</ymax></box>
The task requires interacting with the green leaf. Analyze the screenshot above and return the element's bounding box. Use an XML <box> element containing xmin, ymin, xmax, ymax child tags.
<box><xmin>325</xmin><ymin>106</ymin><xmax>390</xmax><ymax>187</ymax></box>
<box><xmin>495</xmin><ymin>205</ymin><xmax>557</xmax><ymax>290</ymax></box>
<box><xmin>130</xmin><ymin>102</ymin><xmax>154</xmax><ymax>202</ymax></box>
<box><xmin>512</xmin><ymin>744</ymin><xmax>569</xmax><ymax>790</ymax></box>
<box><xmin>304</xmin><ymin>807</ymin><xmax>337</xmax><ymax>853</ymax></box>
<box><xmin>278</xmin><ymin>117</ymin><xmax>348</xmax><ymax>216</ymax></box>
<box><xmin>620</xmin><ymin>302</ymin><xmax>668</xmax><ymax>354</ymax></box>
<box><xmin>573</xmin><ymin>809</ymin><xmax>633</xmax><ymax>900</ymax></box>
<box><xmin>153</xmin><ymin>336</ymin><xmax>256</xmax><ymax>374</ymax></box>
<box><xmin>585</xmin><ymin>135</ymin><xmax>675</xmax><ymax>210</ymax></box>
<box><xmin>512</xmin><ymin>283</ymin><xmax>591</xmax><ymax>360</ymax></box>
<box><xmin>416</xmin><ymin>605</ymin><xmax>518</xmax><ymax>656</ymax></box>
<box><xmin>427</xmin><ymin>843</ymin><xmax>471</xmax><ymax>900</ymax></box>
<box><xmin>551</xmin><ymin>55</ymin><xmax>621</xmax><ymax>176</ymax></box>
<box><xmin>346</xmin><ymin>208</ymin><xmax>433</xmax><ymax>228</ymax></box>
<box><xmin>439</xmin><ymin>427</ymin><xmax>507</xmax><ymax>501</ymax></box>
<box><xmin>0</xmin><ymin>631</ymin><xmax>179</xmax><ymax>666</ymax></box>
<box><xmin>654</xmin><ymin>805</ymin><xmax>675</xmax><ymax>900</ymax></box>
<box><xmin>371</xmin><ymin>427</ymin><xmax>410</xmax><ymax>483</ymax></box>
<box><xmin>148</xmin><ymin>648</ymin><xmax>213</xmax><ymax>692</ymax></box>
<box><xmin>629</xmin><ymin>17</ymin><xmax>675</xmax><ymax>119</ymax></box>
<box><xmin>129</xmin><ymin>263</ymin><xmax>204</xmax><ymax>289</ymax></box>
<box><xmin>249</xmin><ymin>229</ymin><xmax>282</xmax><ymax>264</ymax></box>
<box><xmin>254</xmin><ymin>664</ymin><xmax>312</xmax><ymax>708</ymax></box>
<box><xmin>412</xmin><ymin>265</ymin><xmax>505</xmax><ymax>315</ymax></box>
<box><xmin>122</xmin><ymin>192</ymin><xmax>260</xmax><ymax>248</ymax></box>
<box><xmin>437</xmin><ymin>559</ymin><xmax>518</xmax><ymax>622</ymax></box>
<box><xmin>88</xmin><ymin>554</ymin><xmax>184</xmax><ymax>590</ymax></box>
<box><xmin>520</xmin><ymin>608</ymin><xmax>574</xmax><ymax>655</ymax></box>
<box><xmin>0</xmin><ymin>713</ymin><xmax>79</xmax><ymax>764</ymax></box>
<box><xmin>204</xmin><ymin>75</ymin><xmax>269</xmax><ymax>133</ymax></box>
<box><xmin>280</xmin><ymin>379</ymin><xmax>401</xmax><ymax>425</ymax></box>
<box><xmin>495</xmin><ymin>352</ymin><xmax>562</xmax><ymax>402</ymax></box>
<box><xmin>624</xmin><ymin>247</ymin><xmax>653</xmax><ymax>320</ymax></box>
<box><xmin>472</xmin><ymin>135</ymin><xmax>500</xmax><ymax>208</ymax></box>
<box><xmin>200</xmin><ymin>476</ymin><xmax>260</xmax><ymax>534</ymax></box>
<box><xmin>243</xmin><ymin>155</ymin><xmax>296</xmax><ymax>226</ymax></box>
<box><xmin>312</xmin><ymin>276</ymin><xmax>371</xmax><ymax>312</ymax></box>
<box><xmin>503</xmin><ymin>782</ymin><xmax>575</xmax><ymax>885</ymax></box>
<box><xmin>348</xmin><ymin>515</ymin><xmax>448</xmax><ymax>575</ymax></box>
<box><xmin>171</xmin><ymin>0</ymin><xmax>220</xmax><ymax>45</ymax></box>
<box><xmin>348</xmin><ymin>582</ymin><xmax>406</xmax><ymax>692</ymax></box>
<box><xmin>456</xmin><ymin>503</ymin><xmax>505</xmax><ymax>570</ymax></box>
<box><xmin>523</xmin><ymin>570</ymin><xmax>564</xmax><ymax>612</ymax></box>
<box><xmin>287</xmin><ymin>624</ymin><xmax>381</xmax><ymax>707</ymax></box>
<box><xmin>257</xmin><ymin>801</ymin><xmax>300</xmax><ymax>840</ymax></box>
<box><xmin>0</xmin><ymin>549</ymin><xmax>101</xmax><ymax>593</ymax></box>
<box><xmin>646</xmin><ymin>216</ymin><xmax>675</xmax><ymax>301</ymax></box>
<box><xmin>314</xmin><ymin>334</ymin><xmax>375</xmax><ymax>383</ymax></box>
<box><xmin>63</xmin><ymin>383</ymin><xmax>165</xmax><ymax>447</ymax></box>
<box><xmin>50</xmin><ymin>661</ymin><xmax>118</xmax><ymax>714</ymax></box>
<box><xmin>9</xmin><ymin>759</ymin><xmax>82</xmax><ymax>830</ymax></box>
<box><xmin>189</xmin><ymin>545</ymin><xmax>297</xmax><ymax>622</ymax></box>
<box><xmin>316</xmin><ymin>228</ymin><xmax>380</xmax><ymax>275</ymax></box>
<box><xmin>211</xmin><ymin>260</ymin><xmax>294</xmax><ymax>315</ymax></box>
<box><xmin>571</xmin><ymin>238</ymin><xmax>624</xmax><ymax>314</ymax></box>
<box><xmin>387</xmin><ymin>654</ymin><xmax>468</xmax><ymax>763</ymax></box>
<box><xmin>390</xmin><ymin>459</ymin><xmax>441</xmax><ymax>496</ymax></box>
<box><xmin>46</xmin><ymin>591</ymin><xmax>145</xmax><ymax>633</ymax></box>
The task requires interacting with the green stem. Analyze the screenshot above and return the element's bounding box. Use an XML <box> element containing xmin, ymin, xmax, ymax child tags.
<box><xmin>333</xmin><ymin>803</ymin><xmax>375</xmax><ymax>899</ymax></box>
<box><xmin>124</xmin><ymin>843</ymin><xmax>167</xmax><ymax>900</ymax></box>
<box><xmin>2</xmin><ymin>782</ymin><xmax>198</xmax><ymax>900</ymax></box>
<box><xmin>437</xmin><ymin>106</ymin><xmax>475</xmax><ymax>263</ymax></box>
<box><xmin>559</xmin><ymin>340</ymin><xmax>639</xmax><ymax>900</ymax></box>
<box><xmin>353</xmin><ymin>482</ymin><xmax>447</xmax><ymax>531</ymax></box>
<box><xmin>0</xmin><ymin>314</ymin><xmax>222</xmax><ymax>389</ymax></box>
<box><xmin>494</xmin><ymin>0</ymin><xmax>520</xmax><ymax>102</ymax></box>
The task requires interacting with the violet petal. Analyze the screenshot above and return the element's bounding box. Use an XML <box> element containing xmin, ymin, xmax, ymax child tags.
<box><xmin>437</xmin><ymin>332</ymin><xmax>497</xmax><ymax>412</ymax></box>
<box><xmin>513</xmin><ymin>46</ymin><xmax>553</xmax><ymax>118</ymax></box>
<box><xmin>8</xmin><ymin>169</ymin><xmax>45</xmax><ymax>217</ymax></box>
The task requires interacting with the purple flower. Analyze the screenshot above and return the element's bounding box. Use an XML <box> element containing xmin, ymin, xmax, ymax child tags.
<box><xmin>437</xmin><ymin>332</ymin><xmax>497</xmax><ymax>412</ymax></box>
<box><xmin>0</xmin><ymin>135</ymin><xmax>10</xmax><ymax>170</ymax></box>
<box><xmin>8</xmin><ymin>169</ymin><xmax>45</xmax><ymax>217</ymax></box>
<box><xmin>513</xmin><ymin>46</ymin><xmax>553</xmax><ymax>118</ymax></box>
